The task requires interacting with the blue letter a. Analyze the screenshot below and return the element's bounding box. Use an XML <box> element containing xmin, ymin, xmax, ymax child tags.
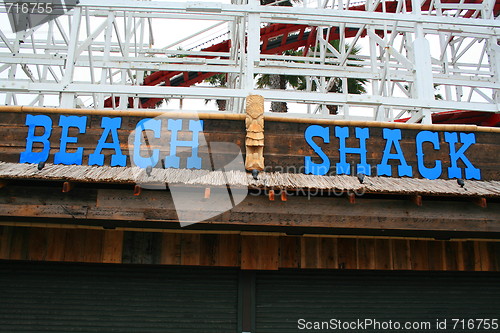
<box><xmin>89</xmin><ymin>117</ymin><xmax>127</xmax><ymax>166</ymax></box>
<box><xmin>377</xmin><ymin>128</ymin><xmax>412</xmax><ymax>177</ymax></box>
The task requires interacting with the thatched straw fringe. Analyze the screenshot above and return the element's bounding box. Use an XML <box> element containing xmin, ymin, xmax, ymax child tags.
<box><xmin>0</xmin><ymin>161</ymin><xmax>499</xmax><ymax>197</ymax></box>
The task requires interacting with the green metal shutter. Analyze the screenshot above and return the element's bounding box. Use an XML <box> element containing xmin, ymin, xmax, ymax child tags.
<box><xmin>256</xmin><ymin>270</ymin><xmax>500</xmax><ymax>333</ymax></box>
<box><xmin>0</xmin><ymin>261</ymin><xmax>238</xmax><ymax>333</ymax></box>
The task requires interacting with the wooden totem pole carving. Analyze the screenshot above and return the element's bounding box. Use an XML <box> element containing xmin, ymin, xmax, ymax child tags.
<box><xmin>245</xmin><ymin>95</ymin><xmax>265</xmax><ymax>171</ymax></box>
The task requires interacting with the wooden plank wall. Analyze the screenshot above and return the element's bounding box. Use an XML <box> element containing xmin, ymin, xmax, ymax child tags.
<box><xmin>0</xmin><ymin>111</ymin><xmax>246</xmax><ymax>170</ymax></box>
<box><xmin>264</xmin><ymin>121</ymin><xmax>500</xmax><ymax>181</ymax></box>
<box><xmin>1</xmin><ymin>226</ymin><xmax>499</xmax><ymax>271</ymax></box>
<box><xmin>1</xmin><ymin>109</ymin><xmax>498</xmax><ymax>180</ymax></box>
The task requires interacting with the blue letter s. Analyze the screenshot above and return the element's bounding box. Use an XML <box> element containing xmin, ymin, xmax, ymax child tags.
<box><xmin>304</xmin><ymin>125</ymin><xmax>330</xmax><ymax>176</ymax></box>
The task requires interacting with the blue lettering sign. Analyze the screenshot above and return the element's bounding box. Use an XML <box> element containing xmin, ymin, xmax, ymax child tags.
<box><xmin>133</xmin><ymin>118</ymin><xmax>162</xmax><ymax>168</ymax></box>
<box><xmin>88</xmin><ymin>117</ymin><xmax>127</xmax><ymax>167</ymax></box>
<box><xmin>17</xmin><ymin>113</ymin><xmax>484</xmax><ymax>182</ymax></box>
<box><xmin>54</xmin><ymin>115</ymin><xmax>87</xmax><ymax>165</ymax></box>
<box><xmin>20</xmin><ymin>114</ymin><xmax>52</xmax><ymax>164</ymax></box>
<box><xmin>377</xmin><ymin>128</ymin><xmax>413</xmax><ymax>177</ymax></box>
<box><xmin>335</xmin><ymin>126</ymin><xmax>371</xmax><ymax>175</ymax></box>
<box><xmin>304</xmin><ymin>125</ymin><xmax>330</xmax><ymax>176</ymax></box>
<box><xmin>444</xmin><ymin>132</ymin><xmax>481</xmax><ymax>180</ymax></box>
<box><xmin>416</xmin><ymin>131</ymin><xmax>441</xmax><ymax>180</ymax></box>
<box><xmin>165</xmin><ymin>119</ymin><xmax>203</xmax><ymax>169</ymax></box>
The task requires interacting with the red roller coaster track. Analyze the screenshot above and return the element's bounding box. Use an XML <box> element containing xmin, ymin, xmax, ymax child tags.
<box><xmin>104</xmin><ymin>0</ymin><xmax>500</xmax><ymax>127</ymax></box>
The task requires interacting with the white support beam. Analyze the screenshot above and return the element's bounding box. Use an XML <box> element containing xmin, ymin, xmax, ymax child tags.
<box><xmin>244</xmin><ymin>0</ymin><xmax>260</xmax><ymax>95</ymax></box>
<box><xmin>412</xmin><ymin>23</ymin><xmax>434</xmax><ymax>124</ymax></box>
<box><xmin>60</xmin><ymin>6</ymin><xmax>82</xmax><ymax>108</ymax></box>
<box><xmin>0</xmin><ymin>0</ymin><xmax>497</xmax><ymax>123</ymax></box>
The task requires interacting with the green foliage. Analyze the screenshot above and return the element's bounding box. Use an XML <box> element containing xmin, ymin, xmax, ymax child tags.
<box><xmin>204</xmin><ymin>73</ymin><xmax>228</xmax><ymax>111</ymax></box>
<box><xmin>256</xmin><ymin>49</ymin><xmax>305</xmax><ymax>90</ymax></box>
<box><xmin>404</xmin><ymin>83</ymin><xmax>443</xmax><ymax>100</ymax></box>
<box><xmin>255</xmin><ymin>41</ymin><xmax>367</xmax><ymax>113</ymax></box>
<box><xmin>300</xmin><ymin>39</ymin><xmax>367</xmax><ymax>95</ymax></box>
<box><xmin>205</xmin><ymin>73</ymin><xmax>227</xmax><ymax>87</ymax></box>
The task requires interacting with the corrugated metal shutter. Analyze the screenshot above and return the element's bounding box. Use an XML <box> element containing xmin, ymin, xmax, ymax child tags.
<box><xmin>0</xmin><ymin>261</ymin><xmax>238</xmax><ymax>333</ymax></box>
<box><xmin>256</xmin><ymin>270</ymin><xmax>500</xmax><ymax>333</ymax></box>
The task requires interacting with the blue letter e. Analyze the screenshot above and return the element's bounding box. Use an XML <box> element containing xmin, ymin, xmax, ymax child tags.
<box><xmin>54</xmin><ymin>115</ymin><xmax>87</xmax><ymax>165</ymax></box>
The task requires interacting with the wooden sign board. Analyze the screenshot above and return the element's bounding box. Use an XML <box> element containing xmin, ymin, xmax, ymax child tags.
<box><xmin>263</xmin><ymin>121</ymin><xmax>498</xmax><ymax>181</ymax></box>
<box><xmin>0</xmin><ymin>109</ymin><xmax>498</xmax><ymax>181</ymax></box>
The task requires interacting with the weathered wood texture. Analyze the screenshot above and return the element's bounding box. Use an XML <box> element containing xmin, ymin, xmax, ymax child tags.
<box><xmin>241</xmin><ymin>235</ymin><xmax>279</xmax><ymax>270</ymax></box>
<box><xmin>0</xmin><ymin>111</ymin><xmax>246</xmax><ymax>170</ymax></box>
<box><xmin>1</xmin><ymin>111</ymin><xmax>498</xmax><ymax>180</ymax></box>
<box><xmin>1</xmin><ymin>226</ymin><xmax>499</xmax><ymax>271</ymax></box>
<box><xmin>1</xmin><ymin>185</ymin><xmax>499</xmax><ymax>234</ymax></box>
<box><xmin>264</xmin><ymin>121</ymin><xmax>500</xmax><ymax>181</ymax></box>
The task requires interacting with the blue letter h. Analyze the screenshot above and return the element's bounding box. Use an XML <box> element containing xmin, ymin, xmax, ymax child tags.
<box><xmin>165</xmin><ymin>119</ymin><xmax>203</xmax><ymax>169</ymax></box>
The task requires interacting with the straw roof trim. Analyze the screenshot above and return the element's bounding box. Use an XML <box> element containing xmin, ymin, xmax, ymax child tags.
<box><xmin>0</xmin><ymin>162</ymin><xmax>498</xmax><ymax>197</ymax></box>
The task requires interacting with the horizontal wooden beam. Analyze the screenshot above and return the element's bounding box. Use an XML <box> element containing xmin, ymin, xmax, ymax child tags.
<box><xmin>2</xmin><ymin>221</ymin><xmax>500</xmax><ymax>242</ymax></box>
<box><xmin>0</xmin><ymin>225</ymin><xmax>499</xmax><ymax>271</ymax></box>
<box><xmin>0</xmin><ymin>185</ymin><xmax>499</xmax><ymax>236</ymax></box>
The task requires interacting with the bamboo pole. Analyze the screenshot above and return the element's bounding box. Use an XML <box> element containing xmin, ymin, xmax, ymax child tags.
<box><xmin>0</xmin><ymin>105</ymin><xmax>498</xmax><ymax>133</ymax></box>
